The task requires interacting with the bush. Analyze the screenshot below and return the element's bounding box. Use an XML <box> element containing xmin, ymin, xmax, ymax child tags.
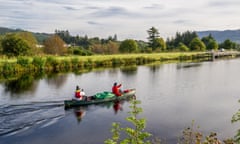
<box><xmin>17</xmin><ymin>57</ymin><xmax>30</xmax><ymax>67</ymax></box>
<box><xmin>32</xmin><ymin>56</ymin><xmax>45</xmax><ymax>70</ymax></box>
<box><xmin>105</xmin><ymin>100</ymin><xmax>152</xmax><ymax>144</ymax></box>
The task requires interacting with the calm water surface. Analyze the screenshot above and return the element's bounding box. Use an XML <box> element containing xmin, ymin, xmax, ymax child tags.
<box><xmin>1</xmin><ymin>59</ymin><xmax>240</xmax><ymax>143</ymax></box>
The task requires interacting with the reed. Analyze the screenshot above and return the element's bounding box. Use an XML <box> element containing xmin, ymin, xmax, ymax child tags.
<box><xmin>0</xmin><ymin>52</ymin><xmax>210</xmax><ymax>75</ymax></box>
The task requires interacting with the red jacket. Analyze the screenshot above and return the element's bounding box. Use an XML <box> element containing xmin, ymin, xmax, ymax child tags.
<box><xmin>75</xmin><ymin>90</ymin><xmax>81</xmax><ymax>98</ymax></box>
<box><xmin>112</xmin><ymin>84</ymin><xmax>122</xmax><ymax>96</ymax></box>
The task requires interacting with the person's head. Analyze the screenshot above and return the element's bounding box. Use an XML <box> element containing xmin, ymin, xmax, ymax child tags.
<box><xmin>76</xmin><ymin>85</ymin><xmax>80</xmax><ymax>90</ymax></box>
<box><xmin>114</xmin><ymin>82</ymin><xmax>117</xmax><ymax>86</ymax></box>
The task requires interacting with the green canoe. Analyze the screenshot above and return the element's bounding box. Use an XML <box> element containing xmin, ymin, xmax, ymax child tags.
<box><xmin>64</xmin><ymin>89</ymin><xmax>136</xmax><ymax>108</ymax></box>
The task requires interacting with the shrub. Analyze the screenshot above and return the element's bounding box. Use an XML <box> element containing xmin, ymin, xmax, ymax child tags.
<box><xmin>104</xmin><ymin>100</ymin><xmax>152</xmax><ymax>144</ymax></box>
<box><xmin>32</xmin><ymin>56</ymin><xmax>45</xmax><ymax>70</ymax></box>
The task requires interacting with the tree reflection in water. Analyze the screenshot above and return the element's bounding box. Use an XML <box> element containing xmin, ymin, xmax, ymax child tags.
<box><xmin>4</xmin><ymin>74</ymin><xmax>37</xmax><ymax>95</ymax></box>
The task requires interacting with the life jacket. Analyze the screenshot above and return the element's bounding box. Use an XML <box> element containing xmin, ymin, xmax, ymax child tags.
<box><xmin>112</xmin><ymin>84</ymin><xmax>122</xmax><ymax>96</ymax></box>
<box><xmin>75</xmin><ymin>90</ymin><xmax>81</xmax><ymax>98</ymax></box>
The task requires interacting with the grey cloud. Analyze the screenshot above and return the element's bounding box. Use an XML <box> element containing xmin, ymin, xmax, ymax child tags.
<box><xmin>86</xmin><ymin>6</ymin><xmax>101</xmax><ymax>10</ymax></box>
<box><xmin>207</xmin><ymin>0</ymin><xmax>240</xmax><ymax>7</ymax></box>
<box><xmin>63</xmin><ymin>6</ymin><xmax>78</xmax><ymax>11</ymax></box>
<box><xmin>173</xmin><ymin>20</ymin><xmax>186</xmax><ymax>24</ymax></box>
<box><xmin>87</xmin><ymin>21</ymin><xmax>101</xmax><ymax>25</ymax></box>
<box><xmin>90</xmin><ymin>6</ymin><xmax>140</xmax><ymax>18</ymax></box>
<box><xmin>143</xmin><ymin>4</ymin><xmax>164</xmax><ymax>10</ymax></box>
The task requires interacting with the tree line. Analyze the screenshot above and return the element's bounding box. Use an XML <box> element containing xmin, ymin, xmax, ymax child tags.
<box><xmin>0</xmin><ymin>27</ymin><xmax>239</xmax><ymax>57</ymax></box>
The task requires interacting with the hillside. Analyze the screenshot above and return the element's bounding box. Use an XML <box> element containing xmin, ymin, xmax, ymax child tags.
<box><xmin>0</xmin><ymin>27</ymin><xmax>51</xmax><ymax>44</ymax></box>
<box><xmin>197</xmin><ymin>29</ymin><xmax>240</xmax><ymax>43</ymax></box>
<box><xmin>1</xmin><ymin>27</ymin><xmax>240</xmax><ymax>44</ymax></box>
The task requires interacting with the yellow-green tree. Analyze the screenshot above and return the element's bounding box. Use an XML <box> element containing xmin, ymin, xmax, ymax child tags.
<box><xmin>17</xmin><ymin>32</ymin><xmax>40</xmax><ymax>54</ymax></box>
<box><xmin>189</xmin><ymin>38</ymin><xmax>206</xmax><ymax>51</ymax></box>
<box><xmin>43</xmin><ymin>35</ymin><xmax>67</xmax><ymax>55</ymax></box>
<box><xmin>119</xmin><ymin>39</ymin><xmax>138</xmax><ymax>53</ymax></box>
<box><xmin>1</xmin><ymin>33</ymin><xmax>31</xmax><ymax>56</ymax></box>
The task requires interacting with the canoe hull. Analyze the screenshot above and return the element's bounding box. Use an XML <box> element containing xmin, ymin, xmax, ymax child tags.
<box><xmin>64</xmin><ymin>89</ymin><xmax>136</xmax><ymax>108</ymax></box>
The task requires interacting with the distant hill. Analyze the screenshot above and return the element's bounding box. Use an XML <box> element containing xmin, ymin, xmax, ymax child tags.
<box><xmin>0</xmin><ymin>27</ymin><xmax>24</xmax><ymax>34</ymax></box>
<box><xmin>197</xmin><ymin>29</ymin><xmax>240</xmax><ymax>43</ymax></box>
<box><xmin>1</xmin><ymin>27</ymin><xmax>240</xmax><ymax>44</ymax></box>
<box><xmin>0</xmin><ymin>27</ymin><xmax>51</xmax><ymax>44</ymax></box>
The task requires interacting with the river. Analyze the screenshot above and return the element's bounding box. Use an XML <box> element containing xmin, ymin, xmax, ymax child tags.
<box><xmin>1</xmin><ymin>59</ymin><xmax>240</xmax><ymax>143</ymax></box>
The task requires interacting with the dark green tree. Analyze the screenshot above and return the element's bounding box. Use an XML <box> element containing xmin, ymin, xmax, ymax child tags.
<box><xmin>0</xmin><ymin>35</ymin><xmax>3</xmax><ymax>53</ymax></box>
<box><xmin>207</xmin><ymin>40</ymin><xmax>218</xmax><ymax>50</ymax></box>
<box><xmin>201</xmin><ymin>34</ymin><xmax>218</xmax><ymax>50</ymax></box>
<box><xmin>219</xmin><ymin>39</ymin><xmax>236</xmax><ymax>49</ymax></box>
<box><xmin>147</xmin><ymin>26</ymin><xmax>160</xmax><ymax>50</ymax></box>
<box><xmin>119</xmin><ymin>39</ymin><xmax>138</xmax><ymax>53</ymax></box>
<box><xmin>189</xmin><ymin>37</ymin><xmax>206</xmax><ymax>51</ymax></box>
<box><xmin>166</xmin><ymin>31</ymin><xmax>198</xmax><ymax>50</ymax></box>
<box><xmin>1</xmin><ymin>33</ymin><xmax>31</xmax><ymax>56</ymax></box>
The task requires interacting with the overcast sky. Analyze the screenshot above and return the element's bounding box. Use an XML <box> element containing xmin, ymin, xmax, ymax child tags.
<box><xmin>0</xmin><ymin>0</ymin><xmax>240</xmax><ymax>40</ymax></box>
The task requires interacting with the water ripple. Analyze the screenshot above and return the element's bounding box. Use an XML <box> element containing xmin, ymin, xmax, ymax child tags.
<box><xmin>0</xmin><ymin>101</ymin><xmax>65</xmax><ymax>137</ymax></box>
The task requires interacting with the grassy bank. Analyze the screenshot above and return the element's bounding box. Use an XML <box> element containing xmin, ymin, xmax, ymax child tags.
<box><xmin>0</xmin><ymin>52</ymin><xmax>209</xmax><ymax>77</ymax></box>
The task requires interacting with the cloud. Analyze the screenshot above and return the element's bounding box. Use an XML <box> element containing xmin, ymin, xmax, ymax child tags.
<box><xmin>207</xmin><ymin>0</ymin><xmax>240</xmax><ymax>7</ymax></box>
<box><xmin>0</xmin><ymin>0</ymin><xmax>240</xmax><ymax>40</ymax></box>
<box><xmin>143</xmin><ymin>3</ymin><xmax>165</xmax><ymax>10</ymax></box>
<box><xmin>87</xmin><ymin>21</ymin><xmax>101</xmax><ymax>26</ymax></box>
<box><xmin>89</xmin><ymin>6</ymin><xmax>140</xmax><ymax>18</ymax></box>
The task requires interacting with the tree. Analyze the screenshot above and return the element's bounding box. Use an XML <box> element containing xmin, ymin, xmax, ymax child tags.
<box><xmin>207</xmin><ymin>39</ymin><xmax>218</xmax><ymax>50</ymax></box>
<box><xmin>147</xmin><ymin>27</ymin><xmax>160</xmax><ymax>50</ymax></box>
<box><xmin>1</xmin><ymin>33</ymin><xmax>31</xmax><ymax>56</ymax></box>
<box><xmin>119</xmin><ymin>39</ymin><xmax>138</xmax><ymax>53</ymax></box>
<box><xmin>43</xmin><ymin>35</ymin><xmax>67</xmax><ymax>55</ymax></box>
<box><xmin>201</xmin><ymin>34</ymin><xmax>218</xmax><ymax>50</ymax></box>
<box><xmin>189</xmin><ymin>37</ymin><xmax>206</xmax><ymax>51</ymax></box>
<box><xmin>154</xmin><ymin>37</ymin><xmax>166</xmax><ymax>51</ymax></box>
<box><xmin>166</xmin><ymin>31</ymin><xmax>198</xmax><ymax>50</ymax></box>
<box><xmin>0</xmin><ymin>35</ymin><xmax>3</xmax><ymax>53</ymax></box>
<box><xmin>106</xmin><ymin>41</ymin><xmax>119</xmax><ymax>54</ymax></box>
<box><xmin>178</xmin><ymin>42</ymin><xmax>189</xmax><ymax>51</ymax></box>
<box><xmin>219</xmin><ymin>39</ymin><xmax>236</xmax><ymax>49</ymax></box>
<box><xmin>17</xmin><ymin>32</ymin><xmax>40</xmax><ymax>54</ymax></box>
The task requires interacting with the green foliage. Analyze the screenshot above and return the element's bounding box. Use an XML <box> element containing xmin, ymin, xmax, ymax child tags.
<box><xmin>71</xmin><ymin>47</ymin><xmax>93</xmax><ymax>56</ymax></box>
<box><xmin>178</xmin><ymin>42</ymin><xmax>189</xmax><ymax>52</ymax></box>
<box><xmin>45</xmin><ymin>56</ymin><xmax>59</xmax><ymax>71</ymax></box>
<box><xmin>147</xmin><ymin>27</ymin><xmax>161</xmax><ymax>51</ymax></box>
<box><xmin>104</xmin><ymin>100</ymin><xmax>152</xmax><ymax>144</ymax></box>
<box><xmin>32</xmin><ymin>56</ymin><xmax>46</xmax><ymax>70</ymax></box>
<box><xmin>119</xmin><ymin>39</ymin><xmax>138</xmax><ymax>53</ymax></box>
<box><xmin>154</xmin><ymin>38</ymin><xmax>166</xmax><ymax>51</ymax></box>
<box><xmin>0</xmin><ymin>35</ymin><xmax>3</xmax><ymax>53</ymax></box>
<box><xmin>232</xmin><ymin>100</ymin><xmax>240</xmax><ymax>143</ymax></box>
<box><xmin>16</xmin><ymin>32</ymin><xmax>39</xmax><ymax>55</ymax></box>
<box><xmin>1</xmin><ymin>33</ymin><xmax>31</xmax><ymax>56</ymax></box>
<box><xmin>189</xmin><ymin>38</ymin><xmax>206</xmax><ymax>51</ymax></box>
<box><xmin>2</xmin><ymin>62</ymin><xmax>15</xmax><ymax>73</ymax></box>
<box><xmin>201</xmin><ymin>34</ymin><xmax>219</xmax><ymax>50</ymax></box>
<box><xmin>166</xmin><ymin>31</ymin><xmax>198</xmax><ymax>50</ymax></box>
<box><xmin>17</xmin><ymin>56</ymin><xmax>30</xmax><ymax>67</ymax></box>
<box><xmin>219</xmin><ymin>39</ymin><xmax>236</xmax><ymax>49</ymax></box>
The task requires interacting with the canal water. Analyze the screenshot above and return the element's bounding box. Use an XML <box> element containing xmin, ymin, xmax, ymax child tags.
<box><xmin>1</xmin><ymin>59</ymin><xmax>240</xmax><ymax>143</ymax></box>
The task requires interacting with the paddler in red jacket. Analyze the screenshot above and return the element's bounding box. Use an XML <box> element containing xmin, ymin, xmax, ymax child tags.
<box><xmin>74</xmin><ymin>85</ymin><xmax>82</xmax><ymax>100</ymax></box>
<box><xmin>112</xmin><ymin>82</ymin><xmax>122</xmax><ymax>96</ymax></box>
